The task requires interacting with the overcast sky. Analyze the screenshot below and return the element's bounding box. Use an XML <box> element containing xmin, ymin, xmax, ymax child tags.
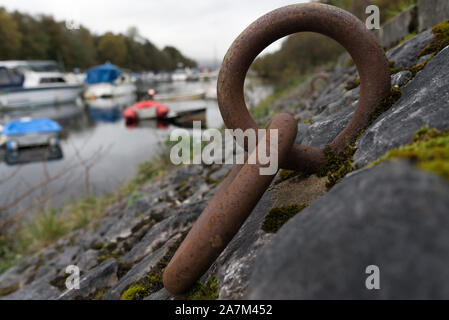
<box><xmin>1</xmin><ymin>0</ymin><xmax>309</xmax><ymax>65</ymax></box>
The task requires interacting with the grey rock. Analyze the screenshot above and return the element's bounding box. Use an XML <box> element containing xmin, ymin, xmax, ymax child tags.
<box><xmin>295</xmin><ymin>102</ymin><xmax>356</xmax><ymax>149</ymax></box>
<box><xmin>77</xmin><ymin>249</ymin><xmax>100</xmax><ymax>271</ymax></box>
<box><xmin>386</xmin><ymin>29</ymin><xmax>434</xmax><ymax>69</ymax></box>
<box><xmin>0</xmin><ymin>266</ymin><xmax>25</xmax><ymax>294</ymax></box>
<box><xmin>33</xmin><ymin>265</ymin><xmax>58</xmax><ymax>282</ymax></box>
<box><xmin>391</xmin><ymin>70</ymin><xmax>412</xmax><ymax>87</ymax></box>
<box><xmin>418</xmin><ymin>0</ymin><xmax>449</xmax><ymax>31</ymax></box>
<box><xmin>103</xmin><ymin>236</ymin><xmax>178</xmax><ymax>300</ymax></box>
<box><xmin>209</xmin><ymin>165</ymin><xmax>232</xmax><ymax>182</ymax></box>
<box><xmin>376</xmin><ymin>5</ymin><xmax>417</xmax><ymax>48</ymax></box>
<box><xmin>2</xmin><ymin>278</ymin><xmax>60</xmax><ymax>300</ymax></box>
<box><xmin>248</xmin><ymin>162</ymin><xmax>449</xmax><ymax>299</ymax></box>
<box><xmin>144</xmin><ymin>288</ymin><xmax>172</xmax><ymax>300</ymax></box>
<box><xmin>355</xmin><ymin>46</ymin><xmax>449</xmax><ymax>167</ymax></box>
<box><xmin>120</xmin><ymin>200</ymin><xmax>206</xmax><ymax>264</ymax></box>
<box><xmin>52</xmin><ymin>246</ymin><xmax>81</xmax><ymax>271</ymax></box>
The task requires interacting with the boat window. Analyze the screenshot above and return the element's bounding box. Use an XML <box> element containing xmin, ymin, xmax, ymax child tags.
<box><xmin>0</xmin><ymin>68</ymin><xmax>10</xmax><ymax>86</ymax></box>
<box><xmin>0</xmin><ymin>68</ymin><xmax>24</xmax><ymax>86</ymax></box>
<box><xmin>8</xmin><ymin>69</ymin><xmax>23</xmax><ymax>84</ymax></box>
<box><xmin>28</xmin><ymin>62</ymin><xmax>63</xmax><ymax>72</ymax></box>
<box><xmin>39</xmin><ymin>77</ymin><xmax>66</xmax><ymax>84</ymax></box>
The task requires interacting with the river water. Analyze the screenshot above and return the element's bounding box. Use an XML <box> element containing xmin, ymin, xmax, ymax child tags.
<box><xmin>0</xmin><ymin>78</ymin><xmax>272</xmax><ymax>217</ymax></box>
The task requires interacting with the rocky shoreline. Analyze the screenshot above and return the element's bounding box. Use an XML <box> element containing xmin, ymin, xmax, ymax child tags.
<box><xmin>1</xmin><ymin>20</ymin><xmax>449</xmax><ymax>299</ymax></box>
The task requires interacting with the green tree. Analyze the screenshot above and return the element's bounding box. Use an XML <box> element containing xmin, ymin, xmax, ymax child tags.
<box><xmin>12</xmin><ymin>11</ymin><xmax>49</xmax><ymax>60</ymax></box>
<box><xmin>67</xmin><ymin>27</ymin><xmax>96</xmax><ymax>69</ymax></box>
<box><xmin>0</xmin><ymin>8</ymin><xmax>22</xmax><ymax>59</ymax></box>
<box><xmin>97</xmin><ymin>32</ymin><xmax>128</xmax><ymax>66</ymax></box>
<box><xmin>163</xmin><ymin>46</ymin><xmax>197</xmax><ymax>69</ymax></box>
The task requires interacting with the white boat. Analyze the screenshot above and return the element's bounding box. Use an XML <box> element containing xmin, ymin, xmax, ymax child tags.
<box><xmin>171</xmin><ymin>68</ymin><xmax>189</xmax><ymax>81</ymax></box>
<box><xmin>86</xmin><ymin>94</ymin><xmax>136</xmax><ymax>110</ymax></box>
<box><xmin>0</xmin><ymin>60</ymin><xmax>83</xmax><ymax>109</ymax></box>
<box><xmin>84</xmin><ymin>63</ymin><xmax>136</xmax><ymax>100</ymax></box>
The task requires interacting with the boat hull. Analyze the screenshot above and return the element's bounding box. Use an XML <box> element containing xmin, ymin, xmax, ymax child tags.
<box><xmin>0</xmin><ymin>85</ymin><xmax>83</xmax><ymax>109</ymax></box>
<box><xmin>3</xmin><ymin>132</ymin><xmax>59</xmax><ymax>148</ymax></box>
<box><xmin>84</xmin><ymin>83</ymin><xmax>136</xmax><ymax>99</ymax></box>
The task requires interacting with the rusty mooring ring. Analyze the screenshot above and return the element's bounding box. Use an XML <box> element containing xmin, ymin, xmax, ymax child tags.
<box><xmin>163</xmin><ymin>3</ymin><xmax>391</xmax><ymax>295</ymax></box>
<box><xmin>163</xmin><ymin>113</ymin><xmax>298</xmax><ymax>295</ymax></box>
<box><xmin>218</xmin><ymin>2</ymin><xmax>390</xmax><ymax>172</ymax></box>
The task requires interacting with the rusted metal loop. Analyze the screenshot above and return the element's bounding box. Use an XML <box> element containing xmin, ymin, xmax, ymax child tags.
<box><xmin>163</xmin><ymin>3</ymin><xmax>391</xmax><ymax>295</ymax></box>
<box><xmin>163</xmin><ymin>113</ymin><xmax>298</xmax><ymax>294</ymax></box>
<box><xmin>217</xmin><ymin>2</ymin><xmax>391</xmax><ymax>172</ymax></box>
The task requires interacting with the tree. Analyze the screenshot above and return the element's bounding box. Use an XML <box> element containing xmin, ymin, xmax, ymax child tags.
<box><xmin>97</xmin><ymin>32</ymin><xmax>128</xmax><ymax>66</ymax></box>
<box><xmin>67</xmin><ymin>27</ymin><xmax>96</xmax><ymax>69</ymax></box>
<box><xmin>12</xmin><ymin>11</ymin><xmax>49</xmax><ymax>60</ymax></box>
<box><xmin>0</xmin><ymin>8</ymin><xmax>22</xmax><ymax>59</ymax></box>
<box><xmin>163</xmin><ymin>46</ymin><xmax>197</xmax><ymax>69</ymax></box>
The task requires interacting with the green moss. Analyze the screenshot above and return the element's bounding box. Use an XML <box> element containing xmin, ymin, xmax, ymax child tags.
<box><xmin>97</xmin><ymin>251</ymin><xmax>120</xmax><ymax>264</ymax></box>
<box><xmin>120</xmin><ymin>284</ymin><xmax>146</xmax><ymax>300</ymax></box>
<box><xmin>119</xmin><ymin>236</ymin><xmax>185</xmax><ymax>300</ymax></box>
<box><xmin>368</xmin><ymin>86</ymin><xmax>402</xmax><ymax>126</ymax></box>
<box><xmin>206</xmin><ymin>176</ymin><xmax>223</xmax><ymax>189</ymax></box>
<box><xmin>317</xmin><ymin>145</ymin><xmax>357</xmax><ymax>190</ymax></box>
<box><xmin>0</xmin><ymin>283</ymin><xmax>19</xmax><ymax>297</ymax></box>
<box><xmin>176</xmin><ymin>179</ymin><xmax>189</xmax><ymax>190</ymax></box>
<box><xmin>96</xmin><ymin>242</ymin><xmax>120</xmax><ymax>263</ymax></box>
<box><xmin>262</xmin><ymin>204</ymin><xmax>307</xmax><ymax>233</ymax></box>
<box><xmin>127</xmin><ymin>192</ymin><xmax>144</xmax><ymax>207</ymax></box>
<box><xmin>370</xmin><ymin>126</ymin><xmax>449</xmax><ymax>180</ymax></box>
<box><xmin>345</xmin><ymin>77</ymin><xmax>360</xmax><ymax>90</ymax></box>
<box><xmin>93</xmin><ymin>288</ymin><xmax>107</xmax><ymax>300</ymax></box>
<box><xmin>303</xmin><ymin>117</ymin><xmax>312</xmax><ymax>124</ymax></box>
<box><xmin>186</xmin><ymin>276</ymin><xmax>219</xmax><ymax>300</ymax></box>
<box><xmin>117</xmin><ymin>262</ymin><xmax>133</xmax><ymax>280</ymax></box>
<box><xmin>278</xmin><ymin>169</ymin><xmax>301</xmax><ymax>182</ymax></box>
<box><xmin>89</xmin><ymin>242</ymin><xmax>104</xmax><ymax>250</ymax></box>
<box><xmin>419</xmin><ymin>20</ymin><xmax>449</xmax><ymax>57</ymax></box>
<box><xmin>131</xmin><ymin>218</ymin><xmax>155</xmax><ymax>233</ymax></box>
<box><xmin>408</xmin><ymin>55</ymin><xmax>434</xmax><ymax>76</ymax></box>
<box><xmin>50</xmin><ymin>273</ymin><xmax>71</xmax><ymax>291</ymax></box>
<box><xmin>389</xmin><ymin>61</ymin><xmax>404</xmax><ymax>74</ymax></box>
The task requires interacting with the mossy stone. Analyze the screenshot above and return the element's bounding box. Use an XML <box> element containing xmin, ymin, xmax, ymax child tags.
<box><xmin>370</xmin><ymin>126</ymin><xmax>449</xmax><ymax>180</ymax></box>
<box><xmin>262</xmin><ymin>204</ymin><xmax>307</xmax><ymax>233</ymax></box>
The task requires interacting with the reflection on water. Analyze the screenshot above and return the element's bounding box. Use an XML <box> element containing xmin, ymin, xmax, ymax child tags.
<box><xmin>0</xmin><ymin>78</ymin><xmax>272</xmax><ymax>217</ymax></box>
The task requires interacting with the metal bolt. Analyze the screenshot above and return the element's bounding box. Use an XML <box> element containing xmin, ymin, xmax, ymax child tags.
<box><xmin>163</xmin><ymin>113</ymin><xmax>297</xmax><ymax>294</ymax></box>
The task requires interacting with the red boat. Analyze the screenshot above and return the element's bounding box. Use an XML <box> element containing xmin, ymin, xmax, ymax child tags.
<box><xmin>123</xmin><ymin>100</ymin><xmax>170</xmax><ymax>124</ymax></box>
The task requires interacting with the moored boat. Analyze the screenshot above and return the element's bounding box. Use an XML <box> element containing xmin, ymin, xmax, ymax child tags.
<box><xmin>1</xmin><ymin>118</ymin><xmax>62</xmax><ymax>151</ymax></box>
<box><xmin>84</xmin><ymin>63</ymin><xmax>136</xmax><ymax>100</ymax></box>
<box><xmin>123</xmin><ymin>100</ymin><xmax>170</xmax><ymax>124</ymax></box>
<box><xmin>0</xmin><ymin>60</ymin><xmax>83</xmax><ymax>109</ymax></box>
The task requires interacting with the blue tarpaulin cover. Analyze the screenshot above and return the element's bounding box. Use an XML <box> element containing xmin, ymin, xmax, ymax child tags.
<box><xmin>86</xmin><ymin>62</ymin><xmax>121</xmax><ymax>84</ymax></box>
<box><xmin>1</xmin><ymin>118</ymin><xmax>61</xmax><ymax>136</ymax></box>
